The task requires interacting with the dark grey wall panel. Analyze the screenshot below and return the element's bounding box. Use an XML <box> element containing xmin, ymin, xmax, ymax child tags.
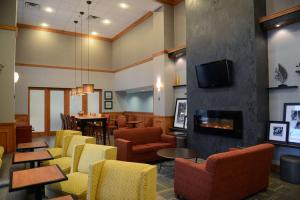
<box><xmin>186</xmin><ymin>0</ymin><xmax>268</xmax><ymax>158</ymax></box>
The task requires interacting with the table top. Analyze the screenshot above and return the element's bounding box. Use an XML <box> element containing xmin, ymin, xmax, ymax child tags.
<box><xmin>49</xmin><ymin>195</ymin><xmax>74</xmax><ymax>200</ymax></box>
<box><xmin>157</xmin><ymin>148</ymin><xmax>197</xmax><ymax>159</ymax></box>
<box><xmin>75</xmin><ymin>115</ymin><xmax>107</xmax><ymax>120</ymax></box>
<box><xmin>127</xmin><ymin>120</ymin><xmax>143</xmax><ymax>124</ymax></box>
<box><xmin>10</xmin><ymin>165</ymin><xmax>67</xmax><ymax>191</ymax></box>
<box><xmin>13</xmin><ymin>151</ymin><xmax>53</xmax><ymax>164</ymax></box>
<box><xmin>17</xmin><ymin>141</ymin><xmax>48</xmax><ymax>150</ymax></box>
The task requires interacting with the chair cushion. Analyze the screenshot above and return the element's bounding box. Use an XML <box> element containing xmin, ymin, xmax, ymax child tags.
<box><xmin>132</xmin><ymin>143</ymin><xmax>172</xmax><ymax>154</ymax></box>
<box><xmin>47</xmin><ymin>148</ymin><xmax>62</xmax><ymax>158</ymax></box>
<box><xmin>77</xmin><ymin>144</ymin><xmax>116</xmax><ymax>173</ymax></box>
<box><xmin>46</xmin><ymin>172</ymin><xmax>88</xmax><ymax>200</ymax></box>
<box><xmin>45</xmin><ymin>157</ymin><xmax>72</xmax><ymax>174</ymax></box>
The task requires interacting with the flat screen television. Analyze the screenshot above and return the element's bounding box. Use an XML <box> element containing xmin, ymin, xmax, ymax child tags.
<box><xmin>195</xmin><ymin>59</ymin><xmax>233</xmax><ymax>88</ymax></box>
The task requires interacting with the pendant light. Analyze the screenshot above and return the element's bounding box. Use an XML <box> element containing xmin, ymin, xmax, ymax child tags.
<box><xmin>83</xmin><ymin>0</ymin><xmax>94</xmax><ymax>94</ymax></box>
<box><xmin>76</xmin><ymin>11</ymin><xmax>85</xmax><ymax>96</ymax></box>
<box><xmin>71</xmin><ymin>20</ymin><xmax>78</xmax><ymax>96</ymax></box>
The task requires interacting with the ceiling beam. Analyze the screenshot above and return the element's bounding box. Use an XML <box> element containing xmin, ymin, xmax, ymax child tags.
<box><xmin>155</xmin><ymin>0</ymin><xmax>183</xmax><ymax>6</ymax></box>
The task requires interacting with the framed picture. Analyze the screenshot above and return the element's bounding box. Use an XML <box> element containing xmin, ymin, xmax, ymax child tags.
<box><xmin>183</xmin><ymin>116</ymin><xmax>187</xmax><ymax>130</ymax></box>
<box><xmin>173</xmin><ymin>98</ymin><xmax>187</xmax><ymax>129</ymax></box>
<box><xmin>104</xmin><ymin>101</ymin><xmax>113</xmax><ymax>109</ymax></box>
<box><xmin>104</xmin><ymin>91</ymin><xmax>113</xmax><ymax>100</ymax></box>
<box><xmin>284</xmin><ymin>103</ymin><xmax>300</xmax><ymax>144</ymax></box>
<box><xmin>268</xmin><ymin>121</ymin><xmax>289</xmax><ymax>143</ymax></box>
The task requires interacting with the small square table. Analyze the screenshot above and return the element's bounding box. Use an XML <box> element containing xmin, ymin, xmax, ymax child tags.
<box><xmin>17</xmin><ymin>141</ymin><xmax>48</xmax><ymax>152</ymax></box>
<box><xmin>13</xmin><ymin>150</ymin><xmax>53</xmax><ymax>168</ymax></box>
<box><xmin>9</xmin><ymin>165</ymin><xmax>67</xmax><ymax>200</ymax></box>
<box><xmin>127</xmin><ymin>120</ymin><xmax>143</xmax><ymax>128</ymax></box>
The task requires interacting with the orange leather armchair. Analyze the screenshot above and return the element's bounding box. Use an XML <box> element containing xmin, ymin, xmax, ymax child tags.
<box><xmin>174</xmin><ymin>144</ymin><xmax>275</xmax><ymax>200</ymax></box>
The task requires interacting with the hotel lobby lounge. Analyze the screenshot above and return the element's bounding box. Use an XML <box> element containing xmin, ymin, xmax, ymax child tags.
<box><xmin>1</xmin><ymin>0</ymin><xmax>300</xmax><ymax>199</ymax></box>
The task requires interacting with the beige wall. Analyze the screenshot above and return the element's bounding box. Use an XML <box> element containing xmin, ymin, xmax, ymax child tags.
<box><xmin>174</xmin><ymin>1</ymin><xmax>186</xmax><ymax>46</ymax></box>
<box><xmin>112</xmin><ymin>16</ymin><xmax>154</xmax><ymax>68</ymax></box>
<box><xmin>266</xmin><ymin>0</ymin><xmax>300</xmax><ymax>14</ymax></box>
<box><xmin>0</xmin><ymin>0</ymin><xmax>17</xmax><ymax>26</ymax></box>
<box><xmin>16</xmin><ymin>29</ymin><xmax>112</xmax><ymax>68</ymax></box>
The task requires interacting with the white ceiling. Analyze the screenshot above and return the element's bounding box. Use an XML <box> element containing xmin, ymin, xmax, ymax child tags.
<box><xmin>17</xmin><ymin>0</ymin><xmax>161</xmax><ymax>38</ymax></box>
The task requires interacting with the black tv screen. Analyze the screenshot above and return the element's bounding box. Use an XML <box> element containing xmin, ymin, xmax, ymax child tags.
<box><xmin>195</xmin><ymin>59</ymin><xmax>233</xmax><ymax>88</ymax></box>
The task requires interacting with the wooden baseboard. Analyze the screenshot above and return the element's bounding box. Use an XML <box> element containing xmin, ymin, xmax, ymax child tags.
<box><xmin>0</xmin><ymin>122</ymin><xmax>16</xmax><ymax>153</ymax></box>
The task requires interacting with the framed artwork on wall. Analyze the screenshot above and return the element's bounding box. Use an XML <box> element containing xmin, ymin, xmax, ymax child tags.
<box><xmin>268</xmin><ymin>121</ymin><xmax>289</xmax><ymax>143</ymax></box>
<box><xmin>104</xmin><ymin>101</ymin><xmax>113</xmax><ymax>110</ymax></box>
<box><xmin>104</xmin><ymin>91</ymin><xmax>113</xmax><ymax>100</ymax></box>
<box><xmin>284</xmin><ymin>103</ymin><xmax>300</xmax><ymax>144</ymax></box>
<box><xmin>173</xmin><ymin>98</ymin><xmax>187</xmax><ymax>129</ymax></box>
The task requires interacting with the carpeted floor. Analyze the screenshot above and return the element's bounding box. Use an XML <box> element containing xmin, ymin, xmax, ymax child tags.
<box><xmin>1</xmin><ymin>136</ymin><xmax>300</xmax><ymax>200</ymax></box>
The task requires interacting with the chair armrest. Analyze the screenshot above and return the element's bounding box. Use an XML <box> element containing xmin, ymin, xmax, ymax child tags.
<box><xmin>228</xmin><ymin>147</ymin><xmax>243</xmax><ymax>152</ymax></box>
<box><xmin>175</xmin><ymin>158</ymin><xmax>212</xmax><ymax>199</ymax></box>
<box><xmin>115</xmin><ymin>138</ymin><xmax>132</xmax><ymax>161</ymax></box>
<box><xmin>161</xmin><ymin>134</ymin><xmax>176</xmax><ymax>147</ymax></box>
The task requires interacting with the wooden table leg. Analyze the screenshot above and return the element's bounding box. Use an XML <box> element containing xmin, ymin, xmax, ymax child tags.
<box><xmin>102</xmin><ymin>119</ymin><xmax>107</xmax><ymax>145</ymax></box>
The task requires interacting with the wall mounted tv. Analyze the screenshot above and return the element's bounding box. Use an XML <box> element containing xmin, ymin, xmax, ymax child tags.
<box><xmin>195</xmin><ymin>59</ymin><xmax>233</xmax><ymax>88</ymax></box>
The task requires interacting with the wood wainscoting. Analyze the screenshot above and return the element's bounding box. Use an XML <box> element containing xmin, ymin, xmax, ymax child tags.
<box><xmin>153</xmin><ymin>115</ymin><xmax>174</xmax><ymax>134</ymax></box>
<box><xmin>0</xmin><ymin>122</ymin><xmax>16</xmax><ymax>153</ymax></box>
<box><xmin>15</xmin><ymin>114</ymin><xmax>29</xmax><ymax>125</ymax></box>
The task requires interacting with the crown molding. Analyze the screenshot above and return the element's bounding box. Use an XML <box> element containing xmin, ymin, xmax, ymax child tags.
<box><xmin>17</xmin><ymin>23</ymin><xmax>113</xmax><ymax>42</ymax></box>
<box><xmin>112</xmin><ymin>11</ymin><xmax>153</xmax><ymax>41</ymax></box>
<box><xmin>155</xmin><ymin>0</ymin><xmax>183</xmax><ymax>6</ymax></box>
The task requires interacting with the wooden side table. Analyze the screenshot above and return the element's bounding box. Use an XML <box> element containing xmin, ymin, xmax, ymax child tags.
<box><xmin>17</xmin><ymin>141</ymin><xmax>48</xmax><ymax>152</ymax></box>
<box><xmin>13</xmin><ymin>150</ymin><xmax>53</xmax><ymax>168</ymax></box>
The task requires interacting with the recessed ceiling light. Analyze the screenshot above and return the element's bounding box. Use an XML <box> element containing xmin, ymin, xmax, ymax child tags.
<box><xmin>276</xmin><ymin>24</ymin><xmax>281</xmax><ymax>28</ymax></box>
<box><xmin>91</xmin><ymin>31</ymin><xmax>98</xmax><ymax>35</ymax></box>
<box><xmin>44</xmin><ymin>7</ymin><xmax>54</xmax><ymax>13</ymax></box>
<box><xmin>40</xmin><ymin>22</ymin><xmax>49</xmax><ymax>27</ymax></box>
<box><xmin>119</xmin><ymin>3</ymin><xmax>129</xmax><ymax>9</ymax></box>
<box><xmin>102</xmin><ymin>19</ymin><xmax>111</xmax><ymax>24</ymax></box>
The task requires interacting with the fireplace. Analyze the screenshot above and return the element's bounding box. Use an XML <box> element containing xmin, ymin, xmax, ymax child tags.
<box><xmin>194</xmin><ymin>110</ymin><xmax>243</xmax><ymax>138</ymax></box>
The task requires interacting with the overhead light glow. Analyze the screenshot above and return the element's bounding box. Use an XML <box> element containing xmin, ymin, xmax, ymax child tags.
<box><xmin>102</xmin><ymin>19</ymin><xmax>111</xmax><ymax>24</ymax></box>
<box><xmin>276</xmin><ymin>24</ymin><xmax>281</xmax><ymax>28</ymax></box>
<box><xmin>119</xmin><ymin>3</ymin><xmax>129</xmax><ymax>9</ymax></box>
<box><xmin>91</xmin><ymin>31</ymin><xmax>98</xmax><ymax>35</ymax></box>
<box><xmin>14</xmin><ymin>72</ymin><xmax>19</xmax><ymax>83</ymax></box>
<box><xmin>40</xmin><ymin>22</ymin><xmax>49</xmax><ymax>27</ymax></box>
<box><xmin>44</xmin><ymin>7</ymin><xmax>54</xmax><ymax>13</ymax></box>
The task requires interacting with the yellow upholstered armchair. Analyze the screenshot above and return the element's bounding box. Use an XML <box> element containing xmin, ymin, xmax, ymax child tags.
<box><xmin>43</xmin><ymin>135</ymin><xmax>96</xmax><ymax>173</ymax></box>
<box><xmin>0</xmin><ymin>146</ymin><xmax>4</xmax><ymax>168</ymax></box>
<box><xmin>46</xmin><ymin>144</ymin><xmax>117</xmax><ymax>200</ymax></box>
<box><xmin>87</xmin><ymin>160</ymin><xmax>157</xmax><ymax>200</ymax></box>
<box><xmin>47</xmin><ymin>130</ymin><xmax>82</xmax><ymax>158</ymax></box>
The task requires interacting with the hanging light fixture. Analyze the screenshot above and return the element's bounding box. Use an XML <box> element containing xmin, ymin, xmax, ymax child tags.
<box><xmin>83</xmin><ymin>0</ymin><xmax>94</xmax><ymax>94</ymax></box>
<box><xmin>71</xmin><ymin>20</ymin><xmax>78</xmax><ymax>96</ymax></box>
<box><xmin>76</xmin><ymin>11</ymin><xmax>85</xmax><ymax>96</ymax></box>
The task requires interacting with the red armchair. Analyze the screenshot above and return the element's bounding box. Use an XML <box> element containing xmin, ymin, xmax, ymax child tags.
<box><xmin>174</xmin><ymin>143</ymin><xmax>275</xmax><ymax>200</ymax></box>
<box><xmin>114</xmin><ymin>127</ymin><xmax>176</xmax><ymax>163</ymax></box>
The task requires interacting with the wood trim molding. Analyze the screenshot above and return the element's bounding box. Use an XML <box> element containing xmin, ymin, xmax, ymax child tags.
<box><xmin>64</xmin><ymin>89</ymin><xmax>70</xmax><ymax>115</ymax></box>
<box><xmin>0</xmin><ymin>25</ymin><xmax>17</xmax><ymax>31</ymax></box>
<box><xmin>0</xmin><ymin>122</ymin><xmax>16</xmax><ymax>153</ymax></box>
<box><xmin>112</xmin><ymin>12</ymin><xmax>153</xmax><ymax>41</ymax></box>
<box><xmin>16</xmin><ymin>44</ymin><xmax>186</xmax><ymax>73</ymax></box>
<box><xmin>17</xmin><ymin>23</ymin><xmax>112</xmax><ymax>42</ymax></box>
<box><xmin>259</xmin><ymin>4</ymin><xmax>300</xmax><ymax>23</ymax></box>
<box><xmin>155</xmin><ymin>0</ymin><xmax>183</xmax><ymax>6</ymax></box>
<box><xmin>15</xmin><ymin>114</ymin><xmax>29</xmax><ymax>125</ymax></box>
<box><xmin>16</xmin><ymin>63</ymin><xmax>114</xmax><ymax>73</ymax></box>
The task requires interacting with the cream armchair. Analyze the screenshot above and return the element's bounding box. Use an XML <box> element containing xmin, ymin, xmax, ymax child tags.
<box><xmin>46</xmin><ymin>144</ymin><xmax>117</xmax><ymax>200</ymax></box>
<box><xmin>87</xmin><ymin>160</ymin><xmax>157</xmax><ymax>200</ymax></box>
<box><xmin>43</xmin><ymin>135</ymin><xmax>96</xmax><ymax>173</ymax></box>
<box><xmin>47</xmin><ymin>130</ymin><xmax>82</xmax><ymax>158</ymax></box>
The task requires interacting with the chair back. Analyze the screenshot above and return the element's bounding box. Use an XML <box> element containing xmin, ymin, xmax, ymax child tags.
<box><xmin>0</xmin><ymin>146</ymin><xmax>4</xmax><ymax>159</ymax></box>
<box><xmin>114</xmin><ymin>127</ymin><xmax>163</xmax><ymax>145</ymax></box>
<box><xmin>63</xmin><ymin>135</ymin><xmax>96</xmax><ymax>157</ymax></box>
<box><xmin>88</xmin><ymin>160</ymin><xmax>156</xmax><ymax>200</ymax></box>
<box><xmin>206</xmin><ymin>143</ymin><xmax>274</xmax><ymax>199</ymax></box>
<box><xmin>71</xmin><ymin>144</ymin><xmax>117</xmax><ymax>173</ymax></box>
<box><xmin>60</xmin><ymin>113</ymin><xmax>65</xmax><ymax>129</ymax></box>
<box><xmin>54</xmin><ymin>130</ymin><xmax>82</xmax><ymax>148</ymax></box>
<box><xmin>117</xmin><ymin>115</ymin><xmax>127</xmax><ymax>128</ymax></box>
